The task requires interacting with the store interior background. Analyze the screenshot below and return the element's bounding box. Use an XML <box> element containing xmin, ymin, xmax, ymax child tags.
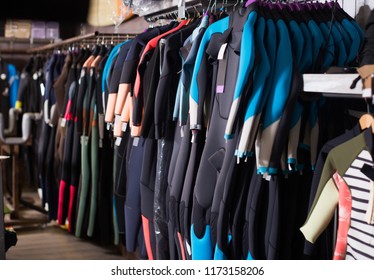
<box><xmin>1</xmin><ymin>0</ymin><xmax>374</xmax><ymax>260</ymax></box>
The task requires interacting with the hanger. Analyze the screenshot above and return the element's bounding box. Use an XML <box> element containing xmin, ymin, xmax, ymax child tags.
<box><xmin>245</xmin><ymin>0</ymin><xmax>257</xmax><ymax>8</ymax></box>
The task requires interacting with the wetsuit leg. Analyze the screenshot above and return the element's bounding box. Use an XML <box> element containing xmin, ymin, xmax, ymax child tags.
<box><xmin>166</xmin><ymin>126</ymin><xmax>182</xmax><ymax>260</ymax></box>
<box><xmin>229</xmin><ymin>159</ymin><xmax>254</xmax><ymax>259</ymax></box>
<box><xmin>97</xmin><ymin>127</ymin><xmax>114</xmax><ymax>246</ymax></box>
<box><xmin>112</xmin><ymin>129</ymin><xmax>131</xmax><ymax>245</ymax></box>
<box><xmin>124</xmin><ymin>136</ymin><xmax>145</xmax><ymax>252</ymax></box>
<box><xmin>37</xmin><ymin>121</ymin><xmax>50</xmax><ymax>217</ymax></box>
<box><xmin>154</xmin><ymin>132</ymin><xmax>175</xmax><ymax>260</ymax></box>
<box><xmin>57</xmin><ymin>81</ymin><xmax>77</xmax><ymax>226</ymax></box>
<box><xmin>168</xmin><ymin>124</ymin><xmax>191</xmax><ymax>260</ymax></box>
<box><xmin>75</xmin><ymin>134</ymin><xmax>91</xmax><ymax>238</ymax></box>
<box><xmin>87</xmin><ymin>121</ymin><xmax>99</xmax><ymax>237</ymax></box>
<box><xmin>140</xmin><ymin>138</ymin><xmax>158</xmax><ymax>260</ymax></box>
<box><xmin>67</xmin><ymin>122</ymin><xmax>82</xmax><ymax>234</ymax></box>
<box><xmin>45</xmin><ymin>125</ymin><xmax>58</xmax><ymax>221</ymax></box>
<box><xmin>179</xmin><ymin>126</ymin><xmax>205</xmax><ymax>260</ymax></box>
<box><xmin>264</xmin><ymin>175</ymin><xmax>280</xmax><ymax>260</ymax></box>
<box><xmin>245</xmin><ymin>167</ymin><xmax>267</xmax><ymax>260</ymax></box>
<box><xmin>211</xmin><ymin>131</ymin><xmax>239</xmax><ymax>259</ymax></box>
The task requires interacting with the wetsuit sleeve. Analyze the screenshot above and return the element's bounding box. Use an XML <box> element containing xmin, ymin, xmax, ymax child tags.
<box><xmin>178</xmin><ymin>30</ymin><xmax>205</xmax><ymax>126</ymax></box>
<box><xmin>8</xmin><ymin>64</ymin><xmax>19</xmax><ymax>108</ymax></box>
<box><xmin>189</xmin><ymin>17</ymin><xmax>230</xmax><ymax>131</ymax></box>
<box><xmin>235</xmin><ymin>17</ymin><xmax>270</xmax><ymax>158</ymax></box>
<box><xmin>257</xmin><ymin>20</ymin><xmax>293</xmax><ymax>175</ymax></box>
<box><xmin>300</xmin><ymin>177</ymin><xmax>338</xmax><ymax>244</ymax></box>
<box><xmin>224</xmin><ymin>11</ymin><xmax>257</xmax><ymax>140</ymax></box>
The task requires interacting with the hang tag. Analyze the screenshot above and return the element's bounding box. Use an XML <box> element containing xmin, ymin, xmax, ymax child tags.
<box><xmin>61</xmin><ymin>118</ymin><xmax>66</xmax><ymax>128</ymax></box>
<box><xmin>216</xmin><ymin>43</ymin><xmax>228</xmax><ymax>94</ymax></box>
<box><xmin>185</xmin><ymin>240</ymin><xmax>191</xmax><ymax>256</ymax></box>
<box><xmin>82</xmin><ymin>136</ymin><xmax>89</xmax><ymax>145</ymax></box>
<box><xmin>33</xmin><ymin>73</ymin><xmax>38</xmax><ymax>80</ymax></box>
<box><xmin>1</xmin><ymin>73</ymin><xmax>7</xmax><ymax>80</ymax></box>
<box><xmin>122</xmin><ymin>122</ymin><xmax>128</xmax><ymax>132</ymax></box>
<box><xmin>191</xmin><ymin>132</ymin><xmax>197</xmax><ymax>143</ymax></box>
<box><xmin>98</xmin><ymin>114</ymin><xmax>104</xmax><ymax>140</ymax></box>
<box><xmin>114</xmin><ymin>114</ymin><xmax>121</xmax><ymax>126</ymax></box>
<box><xmin>2</xmin><ymin>88</ymin><xmax>8</xmax><ymax>96</ymax></box>
<box><xmin>115</xmin><ymin>137</ymin><xmax>122</xmax><ymax>146</ymax></box>
<box><xmin>40</xmin><ymin>83</ymin><xmax>45</xmax><ymax>96</ymax></box>
<box><xmin>365</xmin><ymin>181</ymin><xmax>374</xmax><ymax>225</ymax></box>
<box><xmin>218</xmin><ymin>43</ymin><xmax>228</xmax><ymax>61</ymax></box>
<box><xmin>363</xmin><ymin>88</ymin><xmax>372</xmax><ymax>98</ymax></box>
<box><xmin>180</xmin><ymin>126</ymin><xmax>184</xmax><ymax>138</ymax></box>
<box><xmin>106</xmin><ymin>123</ymin><xmax>112</xmax><ymax>131</ymax></box>
<box><xmin>133</xmin><ymin>137</ymin><xmax>139</xmax><ymax>147</ymax></box>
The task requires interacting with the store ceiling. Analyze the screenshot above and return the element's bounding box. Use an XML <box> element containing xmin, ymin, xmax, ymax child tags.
<box><xmin>0</xmin><ymin>0</ymin><xmax>90</xmax><ymax>23</ymax></box>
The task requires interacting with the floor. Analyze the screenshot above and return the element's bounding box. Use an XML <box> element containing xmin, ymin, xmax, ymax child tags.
<box><xmin>3</xmin><ymin>190</ymin><xmax>140</xmax><ymax>260</ymax></box>
<box><xmin>5</xmin><ymin>223</ymin><xmax>136</xmax><ymax>260</ymax></box>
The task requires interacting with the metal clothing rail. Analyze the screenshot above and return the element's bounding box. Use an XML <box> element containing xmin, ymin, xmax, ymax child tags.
<box><xmin>302</xmin><ymin>73</ymin><xmax>364</xmax><ymax>98</ymax></box>
<box><xmin>144</xmin><ymin>0</ymin><xmax>204</xmax><ymax>22</ymax></box>
<box><xmin>143</xmin><ymin>0</ymin><xmax>237</xmax><ymax>22</ymax></box>
<box><xmin>26</xmin><ymin>31</ymin><xmax>138</xmax><ymax>54</ymax></box>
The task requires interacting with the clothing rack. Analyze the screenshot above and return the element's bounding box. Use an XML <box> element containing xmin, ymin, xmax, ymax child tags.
<box><xmin>143</xmin><ymin>0</ymin><xmax>237</xmax><ymax>22</ymax></box>
<box><xmin>144</xmin><ymin>0</ymin><xmax>204</xmax><ymax>22</ymax></box>
<box><xmin>0</xmin><ymin>38</ymin><xmax>57</xmax><ymax>55</ymax></box>
<box><xmin>26</xmin><ymin>31</ymin><xmax>138</xmax><ymax>54</ymax></box>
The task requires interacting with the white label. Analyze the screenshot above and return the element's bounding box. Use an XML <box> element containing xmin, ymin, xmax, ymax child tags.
<box><xmin>61</xmin><ymin>118</ymin><xmax>66</xmax><ymax>128</ymax></box>
<box><xmin>180</xmin><ymin>126</ymin><xmax>184</xmax><ymax>138</ymax></box>
<box><xmin>122</xmin><ymin>122</ymin><xmax>128</xmax><ymax>132</ymax></box>
<box><xmin>33</xmin><ymin>73</ymin><xmax>38</xmax><ymax>80</ymax></box>
<box><xmin>1</xmin><ymin>73</ymin><xmax>6</xmax><ymax>80</ymax></box>
<box><xmin>115</xmin><ymin>137</ymin><xmax>122</xmax><ymax>146</ymax></box>
<box><xmin>40</xmin><ymin>83</ymin><xmax>45</xmax><ymax>96</ymax></box>
<box><xmin>218</xmin><ymin>43</ymin><xmax>228</xmax><ymax>60</ymax></box>
<box><xmin>114</xmin><ymin>114</ymin><xmax>121</xmax><ymax>126</ymax></box>
<box><xmin>185</xmin><ymin>240</ymin><xmax>191</xmax><ymax>256</ymax></box>
<box><xmin>133</xmin><ymin>137</ymin><xmax>139</xmax><ymax>147</ymax></box>
<box><xmin>363</xmin><ymin>88</ymin><xmax>372</xmax><ymax>98</ymax></box>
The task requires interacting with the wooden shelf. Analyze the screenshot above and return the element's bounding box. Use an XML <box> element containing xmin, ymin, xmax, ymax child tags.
<box><xmin>0</xmin><ymin>37</ymin><xmax>58</xmax><ymax>54</ymax></box>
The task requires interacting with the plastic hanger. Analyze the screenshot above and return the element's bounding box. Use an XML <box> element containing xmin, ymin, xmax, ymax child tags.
<box><xmin>245</xmin><ymin>0</ymin><xmax>257</xmax><ymax>8</ymax></box>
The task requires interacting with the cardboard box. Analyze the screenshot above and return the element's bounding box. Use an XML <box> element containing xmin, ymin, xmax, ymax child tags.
<box><xmin>5</xmin><ymin>19</ymin><xmax>31</xmax><ymax>39</ymax></box>
<box><xmin>46</xmin><ymin>21</ymin><xmax>60</xmax><ymax>39</ymax></box>
<box><xmin>31</xmin><ymin>21</ymin><xmax>46</xmax><ymax>39</ymax></box>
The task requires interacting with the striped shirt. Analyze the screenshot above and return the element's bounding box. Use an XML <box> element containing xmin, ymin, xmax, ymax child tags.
<box><xmin>300</xmin><ymin>129</ymin><xmax>374</xmax><ymax>260</ymax></box>
<box><xmin>343</xmin><ymin>150</ymin><xmax>374</xmax><ymax>259</ymax></box>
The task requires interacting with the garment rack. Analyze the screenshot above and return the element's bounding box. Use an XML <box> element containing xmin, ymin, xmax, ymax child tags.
<box><xmin>143</xmin><ymin>0</ymin><xmax>237</xmax><ymax>22</ymax></box>
<box><xmin>144</xmin><ymin>0</ymin><xmax>204</xmax><ymax>22</ymax></box>
<box><xmin>26</xmin><ymin>31</ymin><xmax>138</xmax><ymax>54</ymax></box>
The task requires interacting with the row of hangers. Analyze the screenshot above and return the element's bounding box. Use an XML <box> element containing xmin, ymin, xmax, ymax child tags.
<box><xmin>26</xmin><ymin>32</ymin><xmax>137</xmax><ymax>56</ymax></box>
<box><xmin>146</xmin><ymin>0</ymin><xmax>341</xmax><ymax>22</ymax></box>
